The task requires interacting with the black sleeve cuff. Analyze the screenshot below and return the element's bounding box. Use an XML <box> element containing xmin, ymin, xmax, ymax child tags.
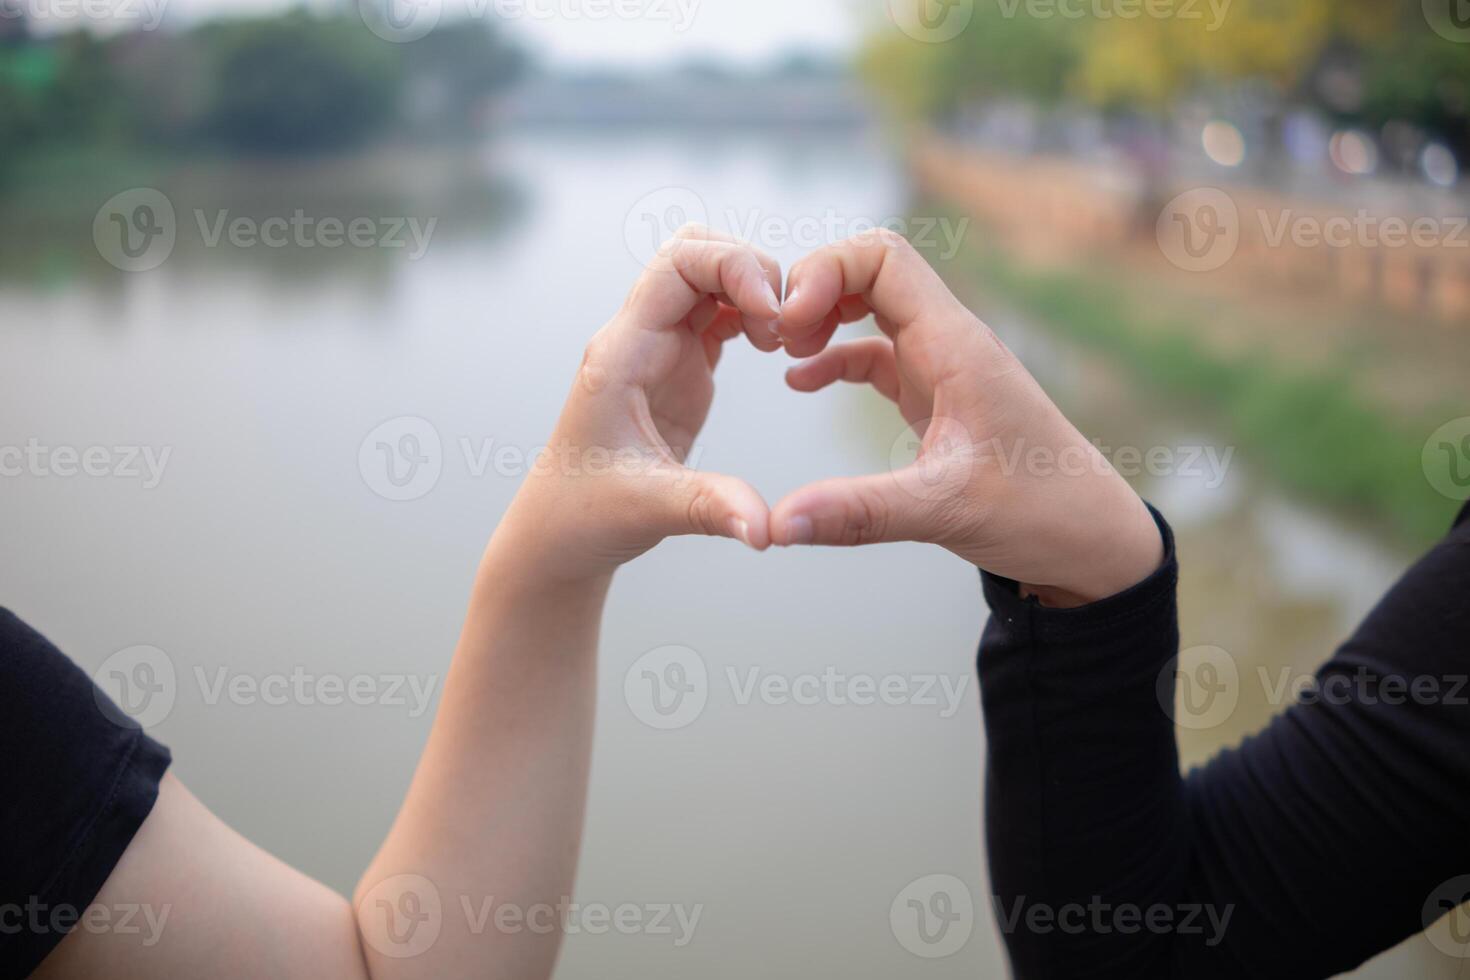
<box><xmin>978</xmin><ymin>502</ymin><xmax>1178</xmax><ymax>648</ymax></box>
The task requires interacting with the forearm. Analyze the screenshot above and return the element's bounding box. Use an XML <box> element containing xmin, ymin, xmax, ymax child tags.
<box><xmin>980</xmin><ymin>505</ymin><xmax>1185</xmax><ymax>978</ymax></box>
<box><xmin>356</xmin><ymin>487</ymin><xmax>611</xmax><ymax>980</ymax></box>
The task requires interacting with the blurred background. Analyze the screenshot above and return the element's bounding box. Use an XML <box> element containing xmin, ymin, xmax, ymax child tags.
<box><xmin>3</xmin><ymin>0</ymin><xmax>1469</xmax><ymax>976</ymax></box>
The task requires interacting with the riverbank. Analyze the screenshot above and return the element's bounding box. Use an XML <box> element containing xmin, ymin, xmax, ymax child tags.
<box><xmin>918</xmin><ymin>200</ymin><xmax>1463</xmax><ymax>550</ymax></box>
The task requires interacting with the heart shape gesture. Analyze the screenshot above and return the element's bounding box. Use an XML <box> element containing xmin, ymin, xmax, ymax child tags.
<box><xmin>505</xmin><ymin>224</ymin><xmax>1161</xmax><ymax>607</ymax></box>
<box><xmin>770</xmin><ymin>228</ymin><xmax>1163</xmax><ymax>605</ymax></box>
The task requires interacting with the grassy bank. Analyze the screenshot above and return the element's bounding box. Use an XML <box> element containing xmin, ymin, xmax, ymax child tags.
<box><xmin>932</xmin><ymin>211</ymin><xmax>1461</xmax><ymax>548</ymax></box>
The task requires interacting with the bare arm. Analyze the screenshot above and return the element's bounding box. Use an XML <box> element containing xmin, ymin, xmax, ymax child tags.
<box><xmin>34</xmin><ymin>225</ymin><xmax>781</xmax><ymax>980</ymax></box>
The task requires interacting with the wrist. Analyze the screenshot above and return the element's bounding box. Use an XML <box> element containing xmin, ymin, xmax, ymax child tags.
<box><xmin>484</xmin><ymin>474</ymin><xmax>622</xmax><ymax>590</ymax></box>
<box><xmin>1023</xmin><ymin>481</ymin><xmax>1164</xmax><ymax>608</ymax></box>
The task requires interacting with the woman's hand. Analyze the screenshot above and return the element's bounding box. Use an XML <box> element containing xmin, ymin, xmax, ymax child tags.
<box><xmin>503</xmin><ymin>226</ymin><xmax>783</xmax><ymax>582</ymax></box>
<box><xmin>772</xmin><ymin>230</ymin><xmax>1163</xmax><ymax>607</ymax></box>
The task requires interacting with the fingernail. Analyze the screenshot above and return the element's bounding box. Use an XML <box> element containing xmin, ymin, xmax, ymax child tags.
<box><xmin>783</xmin><ymin>286</ymin><xmax>801</xmax><ymax>309</ymax></box>
<box><xmin>785</xmin><ymin>515</ymin><xmax>814</xmax><ymax>546</ymax></box>
<box><xmin>759</xmin><ymin>281</ymin><xmax>781</xmax><ymax>318</ymax></box>
<box><xmin>728</xmin><ymin>516</ymin><xmax>752</xmax><ymax>549</ymax></box>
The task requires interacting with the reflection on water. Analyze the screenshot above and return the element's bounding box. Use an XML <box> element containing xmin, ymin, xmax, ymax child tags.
<box><xmin>0</xmin><ymin>146</ymin><xmax>524</xmax><ymax>288</ymax></box>
<box><xmin>0</xmin><ymin>129</ymin><xmax>1453</xmax><ymax>978</ymax></box>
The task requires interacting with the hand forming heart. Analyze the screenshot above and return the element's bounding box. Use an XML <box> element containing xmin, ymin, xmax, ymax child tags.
<box><xmin>502</xmin><ymin>224</ymin><xmax>1162</xmax><ymax>608</ymax></box>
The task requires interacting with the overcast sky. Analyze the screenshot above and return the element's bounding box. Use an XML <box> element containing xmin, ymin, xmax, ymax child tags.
<box><xmin>496</xmin><ymin>0</ymin><xmax>866</xmax><ymax>67</ymax></box>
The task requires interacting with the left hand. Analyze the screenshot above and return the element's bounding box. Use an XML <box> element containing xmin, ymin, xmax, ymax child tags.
<box><xmin>502</xmin><ymin>226</ymin><xmax>783</xmax><ymax>582</ymax></box>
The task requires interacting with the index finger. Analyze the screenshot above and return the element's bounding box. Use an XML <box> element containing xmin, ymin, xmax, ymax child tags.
<box><xmin>777</xmin><ymin>229</ymin><xmax>957</xmax><ymax>342</ymax></box>
<box><xmin>622</xmin><ymin>230</ymin><xmax>781</xmax><ymax>331</ymax></box>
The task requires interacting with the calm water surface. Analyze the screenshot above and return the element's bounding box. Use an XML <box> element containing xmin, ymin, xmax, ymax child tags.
<box><xmin>0</xmin><ymin>129</ymin><xmax>1450</xmax><ymax>977</ymax></box>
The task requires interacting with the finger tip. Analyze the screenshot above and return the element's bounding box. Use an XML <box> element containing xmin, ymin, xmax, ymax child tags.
<box><xmin>767</xmin><ymin>505</ymin><xmax>813</xmax><ymax>547</ymax></box>
<box><xmin>781</xmin><ymin>514</ymin><xmax>815</xmax><ymax>547</ymax></box>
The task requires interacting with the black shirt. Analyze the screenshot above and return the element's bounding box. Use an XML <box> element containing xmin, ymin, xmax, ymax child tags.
<box><xmin>979</xmin><ymin>500</ymin><xmax>1470</xmax><ymax>978</ymax></box>
<box><xmin>0</xmin><ymin>609</ymin><xmax>171</xmax><ymax>979</ymax></box>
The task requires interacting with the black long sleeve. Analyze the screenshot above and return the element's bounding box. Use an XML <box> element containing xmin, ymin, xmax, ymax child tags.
<box><xmin>978</xmin><ymin>501</ymin><xmax>1470</xmax><ymax>978</ymax></box>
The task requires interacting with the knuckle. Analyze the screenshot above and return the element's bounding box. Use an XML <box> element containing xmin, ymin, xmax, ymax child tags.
<box><xmin>579</xmin><ymin>332</ymin><xmax>613</xmax><ymax>393</ymax></box>
<box><xmin>685</xmin><ymin>482</ymin><xmax>719</xmax><ymax>536</ymax></box>
<box><xmin>841</xmin><ymin>488</ymin><xmax>890</xmax><ymax>546</ymax></box>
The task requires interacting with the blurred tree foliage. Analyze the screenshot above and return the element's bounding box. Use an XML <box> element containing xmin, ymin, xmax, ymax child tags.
<box><xmin>863</xmin><ymin>0</ymin><xmax>1470</xmax><ymax>153</ymax></box>
<box><xmin>199</xmin><ymin>13</ymin><xmax>401</xmax><ymax>153</ymax></box>
<box><xmin>0</xmin><ymin>7</ymin><xmax>524</xmax><ymax>185</ymax></box>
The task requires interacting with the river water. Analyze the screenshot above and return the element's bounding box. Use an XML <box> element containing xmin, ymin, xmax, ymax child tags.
<box><xmin>0</xmin><ymin>128</ymin><xmax>1449</xmax><ymax>977</ymax></box>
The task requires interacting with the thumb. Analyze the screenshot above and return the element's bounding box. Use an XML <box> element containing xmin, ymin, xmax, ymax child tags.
<box><xmin>770</xmin><ymin>466</ymin><xmax>949</xmax><ymax>548</ymax></box>
<box><xmin>663</xmin><ymin>468</ymin><xmax>772</xmax><ymax>551</ymax></box>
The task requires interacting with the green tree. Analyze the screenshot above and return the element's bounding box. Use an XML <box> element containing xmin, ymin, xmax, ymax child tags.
<box><xmin>200</xmin><ymin>13</ymin><xmax>402</xmax><ymax>154</ymax></box>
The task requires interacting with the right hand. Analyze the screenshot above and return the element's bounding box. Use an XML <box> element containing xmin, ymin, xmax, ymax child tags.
<box><xmin>500</xmin><ymin>224</ymin><xmax>782</xmax><ymax>583</ymax></box>
<box><xmin>771</xmin><ymin>230</ymin><xmax>1163</xmax><ymax>607</ymax></box>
